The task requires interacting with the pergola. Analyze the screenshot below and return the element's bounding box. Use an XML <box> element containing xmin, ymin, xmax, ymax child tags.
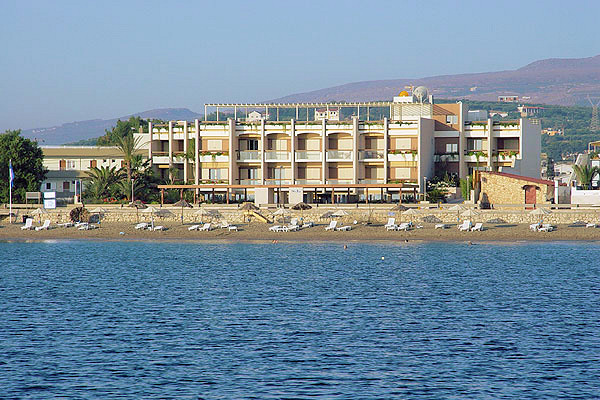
<box><xmin>204</xmin><ymin>102</ymin><xmax>395</xmax><ymax>122</ymax></box>
<box><xmin>157</xmin><ymin>183</ymin><xmax>415</xmax><ymax>206</ymax></box>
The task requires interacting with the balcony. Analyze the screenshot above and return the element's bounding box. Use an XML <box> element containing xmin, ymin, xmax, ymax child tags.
<box><xmin>239</xmin><ymin>179</ymin><xmax>261</xmax><ymax>185</ymax></box>
<box><xmin>326</xmin><ymin>150</ymin><xmax>353</xmax><ymax>161</ymax></box>
<box><xmin>295</xmin><ymin>179</ymin><xmax>322</xmax><ymax>184</ymax></box>
<box><xmin>265</xmin><ymin>150</ymin><xmax>291</xmax><ymax>162</ymax></box>
<box><xmin>358</xmin><ymin>179</ymin><xmax>385</xmax><ymax>184</ymax></box>
<box><xmin>464</xmin><ymin>150</ymin><xmax>489</xmax><ymax>163</ymax></box>
<box><xmin>387</xmin><ymin>151</ymin><xmax>418</xmax><ymax>162</ymax></box>
<box><xmin>295</xmin><ymin>150</ymin><xmax>322</xmax><ymax>162</ymax></box>
<box><xmin>359</xmin><ymin>150</ymin><xmax>385</xmax><ymax>161</ymax></box>
<box><xmin>326</xmin><ymin>179</ymin><xmax>353</xmax><ymax>184</ymax></box>
<box><xmin>237</xmin><ymin>150</ymin><xmax>261</xmax><ymax>162</ymax></box>
<box><xmin>434</xmin><ymin>153</ymin><xmax>460</xmax><ymax>162</ymax></box>
<box><xmin>265</xmin><ymin>179</ymin><xmax>292</xmax><ymax>185</ymax></box>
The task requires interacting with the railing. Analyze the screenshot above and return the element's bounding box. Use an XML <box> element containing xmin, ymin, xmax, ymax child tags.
<box><xmin>295</xmin><ymin>179</ymin><xmax>322</xmax><ymax>184</ymax></box>
<box><xmin>434</xmin><ymin>153</ymin><xmax>460</xmax><ymax>162</ymax></box>
<box><xmin>265</xmin><ymin>151</ymin><xmax>291</xmax><ymax>161</ymax></box>
<box><xmin>265</xmin><ymin>179</ymin><xmax>292</xmax><ymax>185</ymax></box>
<box><xmin>358</xmin><ymin>179</ymin><xmax>384</xmax><ymax>184</ymax></box>
<box><xmin>295</xmin><ymin>150</ymin><xmax>322</xmax><ymax>161</ymax></box>
<box><xmin>239</xmin><ymin>179</ymin><xmax>261</xmax><ymax>185</ymax></box>
<box><xmin>326</xmin><ymin>150</ymin><xmax>353</xmax><ymax>160</ymax></box>
<box><xmin>237</xmin><ymin>150</ymin><xmax>261</xmax><ymax>161</ymax></box>
<box><xmin>198</xmin><ymin>179</ymin><xmax>229</xmax><ymax>184</ymax></box>
<box><xmin>326</xmin><ymin>179</ymin><xmax>353</xmax><ymax>184</ymax></box>
<box><xmin>359</xmin><ymin>150</ymin><xmax>385</xmax><ymax>160</ymax></box>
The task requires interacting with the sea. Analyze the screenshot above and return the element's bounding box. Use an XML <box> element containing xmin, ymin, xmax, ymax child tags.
<box><xmin>1</xmin><ymin>240</ymin><xmax>599</xmax><ymax>399</ymax></box>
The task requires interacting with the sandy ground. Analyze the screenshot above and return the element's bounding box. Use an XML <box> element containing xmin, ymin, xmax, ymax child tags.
<box><xmin>2</xmin><ymin>220</ymin><xmax>600</xmax><ymax>243</ymax></box>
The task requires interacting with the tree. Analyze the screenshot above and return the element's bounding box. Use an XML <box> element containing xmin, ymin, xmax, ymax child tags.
<box><xmin>96</xmin><ymin>116</ymin><xmax>144</xmax><ymax>146</ymax></box>
<box><xmin>573</xmin><ymin>165</ymin><xmax>599</xmax><ymax>189</ymax></box>
<box><xmin>115</xmin><ymin>133</ymin><xmax>142</xmax><ymax>200</ymax></box>
<box><xmin>0</xmin><ymin>130</ymin><xmax>47</xmax><ymax>203</ymax></box>
<box><xmin>84</xmin><ymin>165</ymin><xmax>124</xmax><ymax>201</ymax></box>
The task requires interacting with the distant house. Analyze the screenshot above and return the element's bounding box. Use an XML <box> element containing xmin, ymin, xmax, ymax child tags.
<box><xmin>489</xmin><ymin>110</ymin><xmax>509</xmax><ymax>118</ymax></box>
<box><xmin>542</xmin><ymin>128</ymin><xmax>563</xmax><ymax>136</ymax></box>
<box><xmin>314</xmin><ymin>107</ymin><xmax>340</xmax><ymax>121</ymax></box>
<box><xmin>498</xmin><ymin>95</ymin><xmax>519</xmax><ymax>103</ymax></box>
<box><xmin>479</xmin><ymin>171</ymin><xmax>562</xmax><ymax>205</ymax></box>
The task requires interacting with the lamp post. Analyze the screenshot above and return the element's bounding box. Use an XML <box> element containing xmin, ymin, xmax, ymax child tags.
<box><xmin>131</xmin><ymin>178</ymin><xmax>135</xmax><ymax>203</ymax></box>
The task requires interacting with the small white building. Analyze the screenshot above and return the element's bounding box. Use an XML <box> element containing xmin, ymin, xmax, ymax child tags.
<box><xmin>246</xmin><ymin>111</ymin><xmax>264</xmax><ymax>121</ymax></box>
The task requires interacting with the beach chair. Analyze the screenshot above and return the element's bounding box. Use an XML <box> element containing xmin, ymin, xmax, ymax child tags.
<box><xmin>269</xmin><ymin>225</ymin><xmax>282</xmax><ymax>232</ymax></box>
<box><xmin>586</xmin><ymin>222</ymin><xmax>597</xmax><ymax>228</ymax></box>
<box><xmin>325</xmin><ymin>221</ymin><xmax>338</xmax><ymax>231</ymax></box>
<box><xmin>302</xmin><ymin>221</ymin><xmax>314</xmax><ymax>228</ymax></box>
<box><xmin>336</xmin><ymin>224</ymin><xmax>352</xmax><ymax>231</ymax></box>
<box><xmin>458</xmin><ymin>221</ymin><xmax>471</xmax><ymax>231</ymax></box>
<box><xmin>287</xmin><ymin>218</ymin><xmax>300</xmax><ymax>231</ymax></box>
<box><xmin>539</xmin><ymin>224</ymin><xmax>554</xmax><ymax>232</ymax></box>
<box><xmin>434</xmin><ymin>223</ymin><xmax>447</xmax><ymax>229</ymax></box>
<box><xmin>21</xmin><ymin>218</ymin><xmax>34</xmax><ymax>230</ymax></box>
<box><xmin>153</xmin><ymin>225</ymin><xmax>166</xmax><ymax>231</ymax></box>
<box><xmin>384</xmin><ymin>218</ymin><xmax>397</xmax><ymax>231</ymax></box>
<box><xmin>79</xmin><ymin>223</ymin><xmax>97</xmax><ymax>230</ymax></box>
<box><xmin>529</xmin><ymin>223</ymin><xmax>540</xmax><ymax>231</ymax></box>
<box><xmin>397</xmin><ymin>222</ymin><xmax>411</xmax><ymax>231</ymax></box>
<box><xmin>57</xmin><ymin>222</ymin><xmax>74</xmax><ymax>228</ymax></box>
<box><xmin>471</xmin><ymin>223</ymin><xmax>483</xmax><ymax>231</ymax></box>
<box><xmin>228</xmin><ymin>224</ymin><xmax>239</xmax><ymax>231</ymax></box>
<box><xmin>135</xmin><ymin>222</ymin><xmax>148</xmax><ymax>230</ymax></box>
<box><xmin>188</xmin><ymin>224</ymin><xmax>201</xmax><ymax>231</ymax></box>
<box><xmin>35</xmin><ymin>220</ymin><xmax>51</xmax><ymax>231</ymax></box>
<box><xmin>199</xmin><ymin>223</ymin><xmax>211</xmax><ymax>231</ymax></box>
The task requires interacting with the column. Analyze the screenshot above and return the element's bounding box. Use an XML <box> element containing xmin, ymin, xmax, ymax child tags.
<box><xmin>168</xmin><ymin>121</ymin><xmax>173</xmax><ymax>167</ymax></box>
<box><xmin>352</xmin><ymin>116</ymin><xmax>359</xmax><ymax>184</ymax></box>
<box><xmin>321</xmin><ymin>119</ymin><xmax>327</xmax><ymax>184</ymax></box>
<box><xmin>384</xmin><ymin>117</ymin><xmax>389</xmax><ymax>183</ymax></box>
<box><xmin>228</xmin><ymin>118</ymin><xmax>235</xmax><ymax>185</ymax></box>
<box><xmin>148</xmin><ymin>121</ymin><xmax>153</xmax><ymax>166</ymax></box>
<box><xmin>290</xmin><ymin>119</ymin><xmax>296</xmax><ymax>184</ymax></box>
<box><xmin>194</xmin><ymin>119</ymin><xmax>200</xmax><ymax>186</ymax></box>
<box><xmin>487</xmin><ymin>117</ymin><xmax>493</xmax><ymax>170</ymax></box>
<box><xmin>183</xmin><ymin>121</ymin><xmax>188</xmax><ymax>182</ymax></box>
<box><xmin>260</xmin><ymin>118</ymin><xmax>266</xmax><ymax>184</ymax></box>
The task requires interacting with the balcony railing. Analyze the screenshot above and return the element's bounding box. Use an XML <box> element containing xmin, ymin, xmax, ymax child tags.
<box><xmin>237</xmin><ymin>150</ymin><xmax>261</xmax><ymax>161</ymax></box>
<box><xmin>265</xmin><ymin>179</ymin><xmax>292</xmax><ymax>185</ymax></box>
<box><xmin>326</xmin><ymin>179</ymin><xmax>353</xmax><ymax>184</ymax></box>
<box><xmin>358</xmin><ymin>179</ymin><xmax>385</xmax><ymax>184</ymax></box>
<box><xmin>359</xmin><ymin>150</ymin><xmax>385</xmax><ymax>160</ymax></box>
<box><xmin>434</xmin><ymin>153</ymin><xmax>460</xmax><ymax>162</ymax></box>
<box><xmin>239</xmin><ymin>179</ymin><xmax>261</xmax><ymax>185</ymax></box>
<box><xmin>295</xmin><ymin>150</ymin><xmax>322</xmax><ymax>161</ymax></box>
<box><xmin>326</xmin><ymin>150</ymin><xmax>353</xmax><ymax>161</ymax></box>
<box><xmin>265</xmin><ymin>151</ymin><xmax>291</xmax><ymax>161</ymax></box>
<box><xmin>295</xmin><ymin>179</ymin><xmax>322</xmax><ymax>184</ymax></box>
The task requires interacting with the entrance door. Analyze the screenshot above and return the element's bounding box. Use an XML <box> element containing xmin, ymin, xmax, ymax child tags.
<box><xmin>524</xmin><ymin>185</ymin><xmax>537</xmax><ymax>206</ymax></box>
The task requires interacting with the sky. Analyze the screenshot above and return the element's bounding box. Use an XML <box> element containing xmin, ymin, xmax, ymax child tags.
<box><xmin>1</xmin><ymin>0</ymin><xmax>599</xmax><ymax>131</ymax></box>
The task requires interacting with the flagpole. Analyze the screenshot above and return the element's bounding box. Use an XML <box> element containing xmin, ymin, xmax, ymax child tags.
<box><xmin>9</xmin><ymin>159</ymin><xmax>12</xmax><ymax>224</ymax></box>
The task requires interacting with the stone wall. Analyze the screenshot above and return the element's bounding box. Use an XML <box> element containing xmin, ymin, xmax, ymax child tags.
<box><xmin>480</xmin><ymin>172</ymin><xmax>553</xmax><ymax>205</ymax></box>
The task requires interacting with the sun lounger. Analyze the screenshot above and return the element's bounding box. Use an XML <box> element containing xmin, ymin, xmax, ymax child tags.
<box><xmin>336</xmin><ymin>225</ymin><xmax>352</xmax><ymax>231</ymax></box>
<box><xmin>530</xmin><ymin>223</ymin><xmax>540</xmax><ymax>231</ymax></box>
<box><xmin>57</xmin><ymin>222</ymin><xmax>74</xmax><ymax>228</ymax></box>
<box><xmin>35</xmin><ymin>220</ymin><xmax>51</xmax><ymax>231</ymax></box>
<box><xmin>586</xmin><ymin>222</ymin><xmax>597</xmax><ymax>228</ymax></box>
<box><xmin>471</xmin><ymin>223</ymin><xmax>483</xmax><ymax>231</ymax></box>
<box><xmin>434</xmin><ymin>224</ymin><xmax>448</xmax><ymax>229</ymax></box>
<box><xmin>538</xmin><ymin>224</ymin><xmax>554</xmax><ymax>232</ymax></box>
<box><xmin>188</xmin><ymin>224</ymin><xmax>201</xmax><ymax>231</ymax></box>
<box><xmin>325</xmin><ymin>221</ymin><xmax>338</xmax><ymax>231</ymax></box>
<box><xmin>199</xmin><ymin>223</ymin><xmax>211</xmax><ymax>231</ymax></box>
<box><xmin>269</xmin><ymin>225</ymin><xmax>282</xmax><ymax>232</ymax></box>
<box><xmin>302</xmin><ymin>221</ymin><xmax>314</xmax><ymax>228</ymax></box>
<box><xmin>384</xmin><ymin>218</ymin><xmax>397</xmax><ymax>231</ymax></box>
<box><xmin>153</xmin><ymin>225</ymin><xmax>166</xmax><ymax>231</ymax></box>
<box><xmin>21</xmin><ymin>218</ymin><xmax>33</xmax><ymax>230</ymax></box>
<box><xmin>396</xmin><ymin>222</ymin><xmax>411</xmax><ymax>231</ymax></box>
<box><xmin>78</xmin><ymin>223</ymin><xmax>98</xmax><ymax>230</ymax></box>
<box><xmin>135</xmin><ymin>222</ymin><xmax>148</xmax><ymax>230</ymax></box>
<box><xmin>228</xmin><ymin>225</ymin><xmax>238</xmax><ymax>231</ymax></box>
<box><xmin>458</xmin><ymin>221</ymin><xmax>472</xmax><ymax>231</ymax></box>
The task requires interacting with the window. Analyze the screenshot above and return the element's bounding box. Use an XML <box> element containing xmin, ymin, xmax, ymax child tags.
<box><xmin>248</xmin><ymin>168</ymin><xmax>257</xmax><ymax>179</ymax></box>
<box><xmin>66</xmin><ymin>160</ymin><xmax>76</xmax><ymax>170</ymax></box>
<box><xmin>445</xmin><ymin>143</ymin><xmax>458</xmax><ymax>153</ymax></box>
<box><xmin>90</xmin><ymin>160</ymin><xmax>97</xmax><ymax>168</ymax></box>
<box><xmin>394</xmin><ymin>167</ymin><xmax>411</xmax><ymax>179</ymax></box>
<box><xmin>208</xmin><ymin>169</ymin><xmax>221</xmax><ymax>180</ymax></box>
<box><xmin>446</xmin><ymin>115</ymin><xmax>458</xmax><ymax>124</ymax></box>
<box><xmin>207</xmin><ymin>140</ymin><xmax>222</xmax><ymax>151</ymax></box>
<box><xmin>248</xmin><ymin>139</ymin><xmax>259</xmax><ymax>150</ymax></box>
<box><xmin>46</xmin><ymin>182</ymin><xmax>51</xmax><ymax>190</ymax></box>
<box><xmin>468</xmin><ymin>139</ymin><xmax>483</xmax><ymax>151</ymax></box>
<box><xmin>394</xmin><ymin>138</ymin><xmax>412</xmax><ymax>150</ymax></box>
<box><xmin>63</xmin><ymin>181</ymin><xmax>70</xmax><ymax>191</ymax></box>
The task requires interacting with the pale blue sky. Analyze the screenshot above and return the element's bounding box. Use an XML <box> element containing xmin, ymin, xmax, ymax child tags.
<box><xmin>1</xmin><ymin>0</ymin><xmax>599</xmax><ymax>131</ymax></box>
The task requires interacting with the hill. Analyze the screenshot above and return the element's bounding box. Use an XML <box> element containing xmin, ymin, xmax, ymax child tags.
<box><xmin>269</xmin><ymin>55</ymin><xmax>600</xmax><ymax>107</ymax></box>
<box><xmin>22</xmin><ymin>108</ymin><xmax>202</xmax><ymax>145</ymax></box>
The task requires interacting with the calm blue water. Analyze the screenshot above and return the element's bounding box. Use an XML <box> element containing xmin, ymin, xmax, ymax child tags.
<box><xmin>1</xmin><ymin>240</ymin><xmax>599</xmax><ymax>399</ymax></box>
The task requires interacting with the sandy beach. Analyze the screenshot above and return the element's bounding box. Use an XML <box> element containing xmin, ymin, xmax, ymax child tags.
<box><xmin>2</xmin><ymin>220</ymin><xmax>600</xmax><ymax>243</ymax></box>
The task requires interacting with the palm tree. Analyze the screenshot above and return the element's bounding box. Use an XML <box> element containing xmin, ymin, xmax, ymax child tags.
<box><xmin>85</xmin><ymin>166</ymin><xmax>124</xmax><ymax>200</ymax></box>
<box><xmin>115</xmin><ymin>133</ymin><xmax>142</xmax><ymax>198</ymax></box>
<box><xmin>573</xmin><ymin>165</ymin><xmax>599</xmax><ymax>189</ymax></box>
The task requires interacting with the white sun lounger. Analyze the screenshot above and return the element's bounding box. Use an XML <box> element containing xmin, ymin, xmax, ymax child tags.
<box><xmin>21</xmin><ymin>218</ymin><xmax>34</xmax><ymax>230</ymax></box>
<box><xmin>530</xmin><ymin>223</ymin><xmax>540</xmax><ymax>231</ymax></box>
<box><xmin>302</xmin><ymin>221</ymin><xmax>314</xmax><ymax>228</ymax></box>
<box><xmin>188</xmin><ymin>224</ymin><xmax>201</xmax><ymax>231</ymax></box>
<box><xmin>471</xmin><ymin>223</ymin><xmax>483</xmax><ymax>231</ymax></box>
<box><xmin>586</xmin><ymin>222</ymin><xmax>597</xmax><ymax>228</ymax></box>
<box><xmin>538</xmin><ymin>224</ymin><xmax>554</xmax><ymax>232</ymax></box>
<box><xmin>35</xmin><ymin>220</ymin><xmax>51</xmax><ymax>231</ymax></box>
<box><xmin>153</xmin><ymin>225</ymin><xmax>166</xmax><ymax>231</ymax></box>
<box><xmin>325</xmin><ymin>221</ymin><xmax>338</xmax><ymax>231</ymax></box>
<box><xmin>135</xmin><ymin>222</ymin><xmax>148</xmax><ymax>230</ymax></box>
<box><xmin>57</xmin><ymin>222</ymin><xmax>74</xmax><ymax>228</ymax></box>
<box><xmin>384</xmin><ymin>218</ymin><xmax>397</xmax><ymax>231</ymax></box>
<box><xmin>458</xmin><ymin>221</ymin><xmax>472</xmax><ymax>231</ymax></box>
<box><xmin>336</xmin><ymin>225</ymin><xmax>352</xmax><ymax>231</ymax></box>
<box><xmin>199</xmin><ymin>223</ymin><xmax>211</xmax><ymax>231</ymax></box>
<box><xmin>435</xmin><ymin>223</ymin><xmax>448</xmax><ymax>229</ymax></box>
<box><xmin>396</xmin><ymin>222</ymin><xmax>411</xmax><ymax>231</ymax></box>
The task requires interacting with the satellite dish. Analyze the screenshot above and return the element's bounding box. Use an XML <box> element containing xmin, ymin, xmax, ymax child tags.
<box><xmin>413</xmin><ymin>86</ymin><xmax>429</xmax><ymax>103</ymax></box>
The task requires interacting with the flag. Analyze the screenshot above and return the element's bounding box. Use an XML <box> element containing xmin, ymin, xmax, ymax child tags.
<box><xmin>9</xmin><ymin>159</ymin><xmax>14</xmax><ymax>188</ymax></box>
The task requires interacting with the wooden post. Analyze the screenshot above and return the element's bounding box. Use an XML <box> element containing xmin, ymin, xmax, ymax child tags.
<box><xmin>381</xmin><ymin>187</ymin><xmax>384</xmax><ymax>203</ymax></box>
<box><xmin>226</xmin><ymin>188</ymin><xmax>230</xmax><ymax>204</ymax></box>
<box><xmin>194</xmin><ymin>190</ymin><xmax>197</xmax><ymax>204</ymax></box>
<box><xmin>244</xmin><ymin>188</ymin><xmax>247</xmax><ymax>202</ymax></box>
<box><xmin>212</xmin><ymin>187</ymin><xmax>215</xmax><ymax>203</ymax></box>
<box><xmin>332</xmin><ymin>188</ymin><xmax>335</xmax><ymax>204</ymax></box>
<box><xmin>161</xmin><ymin>189</ymin><xmax>164</xmax><ymax>206</ymax></box>
<box><xmin>366</xmin><ymin>187</ymin><xmax>369</xmax><ymax>204</ymax></box>
<box><xmin>180</xmin><ymin>188</ymin><xmax>183</xmax><ymax>200</ymax></box>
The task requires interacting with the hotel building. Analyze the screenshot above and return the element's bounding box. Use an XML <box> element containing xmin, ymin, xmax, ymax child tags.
<box><xmin>134</xmin><ymin>91</ymin><xmax>541</xmax><ymax>204</ymax></box>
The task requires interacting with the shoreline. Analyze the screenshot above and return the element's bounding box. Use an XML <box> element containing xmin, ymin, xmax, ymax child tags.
<box><xmin>2</xmin><ymin>221</ymin><xmax>600</xmax><ymax>244</ymax></box>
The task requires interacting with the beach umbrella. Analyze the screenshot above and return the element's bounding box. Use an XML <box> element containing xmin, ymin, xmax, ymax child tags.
<box><xmin>401</xmin><ymin>208</ymin><xmax>420</xmax><ymax>223</ymax></box>
<box><xmin>460</xmin><ymin>209</ymin><xmax>479</xmax><ymax>223</ymax></box>
<box><xmin>391</xmin><ymin>204</ymin><xmax>408</xmax><ymax>212</ymax></box>
<box><xmin>172</xmin><ymin>199</ymin><xmax>192</xmax><ymax>224</ymax></box>
<box><xmin>319</xmin><ymin>211</ymin><xmax>334</xmax><ymax>219</ymax></box>
<box><xmin>90</xmin><ymin>207</ymin><xmax>107</xmax><ymax>224</ymax></box>
<box><xmin>142</xmin><ymin>206</ymin><xmax>159</xmax><ymax>229</ymax></box>
<box><xmin>239</xmin><ymin>202</ymin><xmax>259</xmax><ymax>211</ymax></box>
<box><xmin>529</xmin><ymin>207</ymin><xmax>551</xmax><ymax>223</ymax></box>
<box><xmin>273</xmin><ymin>207</ymin><xmax>287</xmax><ymax>223</ymax></box>
<box><xmin>332</xmin><ymin>209</ymin><xmax>350</xmax><ymax>222</ymax></box>
<box><xmin>156</xmin><ymin>209</ymin><xmax>174</xmax><ymax>219</ymax></box>
<box><xmin>31</xmin><ymin>207</ymin><xmax>47</xmax><ymax>223</ymax></box>
<box><xmin>128</xmin><ymin>200</ymin><xmax>147</xmax><ymax>209</ymax></box>
<box><xmin>292</xmin><ymin>201</ymin><xmax>312</xmax><ymax>219</ymax></box>
<box><xmin>448</xmin><ymin>204</ymin><xmax>466</xmax><ymax>222</ymax></box>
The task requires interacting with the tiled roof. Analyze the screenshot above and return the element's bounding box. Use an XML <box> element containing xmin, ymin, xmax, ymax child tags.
<box><xmin>484</xmin><ymin>171</ymin><xmax>564</xmax><ymax>186</ymax></box>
